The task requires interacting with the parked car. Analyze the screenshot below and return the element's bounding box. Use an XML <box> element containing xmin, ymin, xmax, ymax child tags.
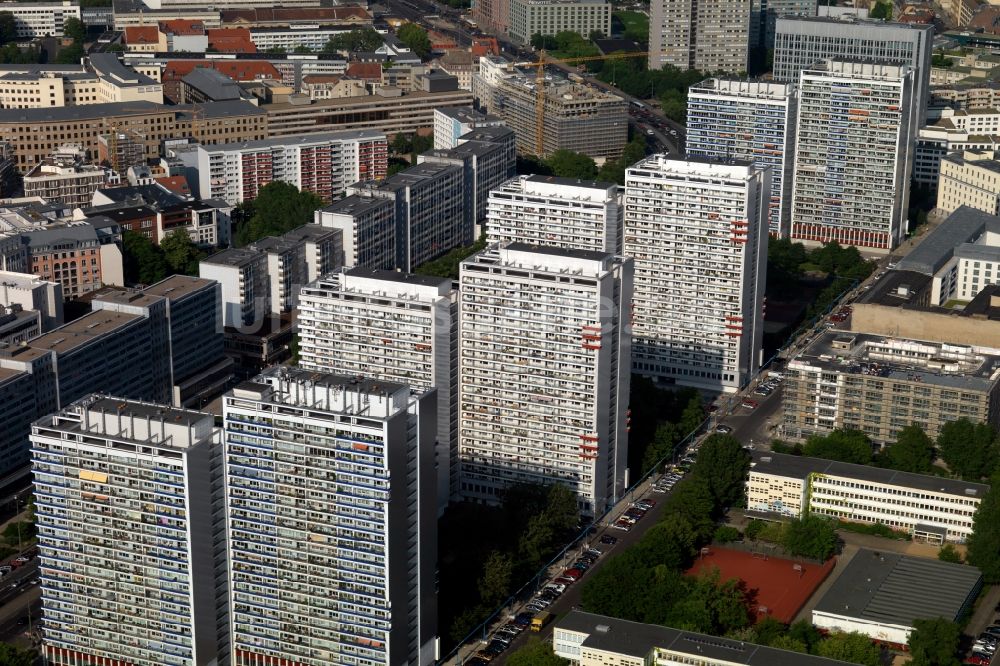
<box><xmin>714</xmin><ymin>424</ymin><xmax>732</xmax><ymax>434</ymax></box>
<box><xmin>514</xmin><ymin>612</ymin><xmax>534</xmax><ymax>627</ymax></box>
<box><xmin>600</xmin><ymin>535</ymin><xmax>618</xmax><ymax>545</ymax></box>
<box><xmin>612</xmin><ymin>520</ymin><xmax>632</xmax><ymax>531</ymax></box>
<box><xmin>741</xmin><ymin>399</ymin><xmax>759</xmax><ymax>410</ymax></box>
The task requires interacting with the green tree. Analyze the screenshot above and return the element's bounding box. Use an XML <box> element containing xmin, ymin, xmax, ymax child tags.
<box><xmin>744</xmin><ymin>519</ymin><xmax>767</xmax><ymax>541</ymax></box>
<box><xmin>660</xmin><ymin>88</ymin><xmax>686</xmax><ymax>123</ymax></box>
<box><xmin>664</xmin><ymin>477</ymin><xmax>717</xmax><ymax>542</ymax></box>
<box><xmin>621</xmin><ymin>135</ymin><xmax>647</xmax><ymax>168</ymax></box>
<box><xmin>938</xmin><ymin>543</ymin><xmax>962</xmax><ymax>564</ymax></box>
<box><xmin>0</xmin><ymin>12</ymin><xmax>17</xmax><ymax>46</ymax></box>
<box><xmin>397</xmin><ymin>23</ymin><xmax>431</xmax><ymax>59</ymax></box>
<box><xmin>55</xmin><ymin>41</ymin><xmax>84</xmax><ymax>64</ymax></box>
<box><xmin>967</xmin><ymin>476</ymin><xmax>1000</xmax><ymax>582</ymax></box>
<box><xmin>907</xmin><ymin>617</ymin><xmax>961</xmax><ymax>666</ymax></box>
<box><xmin>105</xmin><ymin>42</ymin><xmax>125</xmax><ymax>52</ymax></box>
<box><xmin>870</xmin><ymin>0</ymin><xmax>892</xmax><ymax>19</ymax></box>
<box><xmin>530</xmin><ymin>33</ymin><xmax>558</xmax><ymax>50</ymax></box>
<box><xmin>413</xmin><ymin>234</ymin><xmax>486</xmax><ymax>279</ymax></box>
<box><xmin>518</xmin><ymin>513</ymin><xmax>555</xmax><ymax>569</ymax></box>
<box><xmin>122</xmin><ymin>231</ymin><xmax>167</xmax><ymax>285</ymax></box>
<box><xmin>788</xmin><ymin>620</ymin><xmax>823</xmax><ymax>653</ymax></box>
<box><xmin>159</xmin><ymin>229</ymin><xmax>203</xmax><ymax>276</ymax></box>
<box><xmin>641</xmin><ymin>422</ymin><xmax>679</xmax><ymax>472</ymax></box>
<box><xmin>714</xmin><ymin>525</ymin><xmax>740</xmax><ymax>543</ymax></box>
<box><xmin>266</xmin><ymin>45</ymin><xmax>286</xmax><ymax>54</ymax></box>
<box><xmin>63</xmin><ymin>16</ymin><xmax>86</xmax><ymax>43</ymax></box>
<box><xmin>323</xmin><ymin>27</ymin><xmax>383</xmax><ymax>53</ymax></box>
<box><xmin>235</xmin><ymin>181</ymin><xmax>324</xmax><ymax>246</ymax></box>
<box><xmin>544</xmin><ymin>483</ymin><xmax>580</xmax><ymax>533</ymax></box>
<box><xmin>292</xmin><ymin>44</ymin><xmax>313</xmax><ymax>54</ymax></box>
<box><xmin>937</xmin><ymin>418</ymin><xmax>999</xmax><ymax>480</ymax></box>
<box><xmin>545</xmin><ymin>149</ymin><xmax>598</xmax><ymax>179</ymax></box>
<box><xmin>782</xmin><ymin>515</ymin><xmax>837</xmax><ymax>560</ymax></box>
<box><xmin>678</xmin><ymin>394</ymin><xmax>705</xmax><ymax>437</ymax></box>
<box><xmin>803</xmin><ymin>429</ymin><xmax>873</xmax><ymax>465</ymax></box>
<box><xmin>506</xmin><ymin>638</ymin><xmax>570</xmax><ymax>666</ymax></box>
<box><xmin>882</xmin><ymin>424</ymin><xmax>934</xmax><ymax>473</ymax></box>
<box><xmin>0</xmin><ymin>644</ymin><xmax>35</xmax><ymax>666</ymax></box>
<box><xmin>769</xmin><ymin>635</ymin><xmax>808</xmax><ymax>653</ymax></box>
<box><xmin>692</xmin><ymin>434</ymin><xmax>749</xmax><ymax>508</ymax></box>
<box><xmin>477</xmin><ymin>550</ymin><xmax>513</xmax><ymax>607</ymax></box>
<box><xmin>633</xmin><ymin>513</ymin><xmax>697</xmax><ymax>570</ymax></box>
<box><xmin>814</xmin><ymin>632</ymin><xmax>881</xmax><ymax>666</ymax></box>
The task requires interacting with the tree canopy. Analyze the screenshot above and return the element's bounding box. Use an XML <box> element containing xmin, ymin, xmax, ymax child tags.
<box><xmin>814</xmin><ymin>632</ymin><xmax>881</xmax><ymax>666</ymax></box>
<box><xmin>63</xmin><ymin>16</ymin><xmax>86</xmax><ymax>43</ymax></box>
<box><xmin>160</xmin><ymin>229</ymin><xmax>204</xmax><ymax>276</ymax></box>
<box><xmin>802</xmin><ymin>429</ymin><xmax>873</xmax><ymax>465</ymax></box>
<box><xmin>937</xmin><ymin>418</ymin><xmax>998</xmax><ymax>481</ymax></box>
<box><xmin>234</xmin><ymin>181</ymin><xmax>324</xmax><ymax>246</ymax></box>
<box><xmin>967</xmin><ymin>474</ymin><xmax>1000</xmax><ymax>583</ymax></box>
<box><xmin>783</xmin><ymin>515</ymin><xmax>837</xmax><ymax>561</ymax></box>
<box><xmin>0</xmin><ymin>644</ymin><xmax>35</xmax><ymax>666</ymax></box>
<box><xmin>907</xmin><ymin>617</ymin><xmax>961</xmax><ymax>666</ymax></box>
<box><xmin>692</xmin><ymin>434</ymin><xmax>749</xmax><ymax>508</ymax></box>
<box><xmin>324</xmin><ymin>27</ymin><xmax>383</xmax><ymax>53</ymax></box>
<box><xmin>545</xmin><ymin>149</ymin><xmax>598</xmax><ymax>180</ymax></box>
<box><xmin>397</xmin><ymin>23</ymin><xmax>431</xmax><ymax>59</ymax></box>
<box><xmin>122</xmin><ymin>231</ymin><xmax>168</xmax><ymax>286</ymax></box>
<box><xmin>506</xmin><ymin>639</ymin><xmax>570</xmax><ymax>666</ymax></box>
<box><xmin>55</xmin><ymin>41</ymin><xmax>84</xmax><ymax>64</ymax></box>
<box><xmin>881</xmin><ymin>424</ymin><xmax>934</xmax><ymax>473</ymax></box>
<box><xmin>0</xmin><ymin>12</ymin><xmax>17</xmax><ymax>45</ymax></box>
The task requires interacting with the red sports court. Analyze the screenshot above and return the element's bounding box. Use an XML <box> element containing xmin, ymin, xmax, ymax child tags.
<box><xmin>686</xmin><ymin>546</ymin><xmax>836</xmax><ymax>624</ymax></box>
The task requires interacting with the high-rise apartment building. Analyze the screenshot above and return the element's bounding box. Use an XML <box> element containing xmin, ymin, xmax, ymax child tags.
<box><xmin>298</xmin><ymin>267</ymin><xmax>459</xmax><ymax>509</ymax></box>
<box><xmin>32</xmin><ymin>396</ymin><xmax>223</xmax><ymax>666</ymax></box>
<box><xmin>199</xmin><ymin>248</ymin><xmax>269</xmax><ymax>328</ymax></box>
<box><xmin>791</xmin><ymin>60</ymin><xmax>914</xmax><ymax>252</ymax></box>
<box><xmin>349</xmin><ymin>162</ymin><xmax>467</xmax><ymax>272</ymax></box>
<box><xmin>686</xmin><ymin>79</ymin><xmax>797</xmax><ymax>238</ymax></box>
<box><xmin>189</xmin><ymin>130</ymin><xmax>388</xmax><ymax>205</ymax></box>
<box><xmin>648</xmin><ymin>0</ymin><xmax>750</xmax><ymax>73</ymax></box>
<box><xmin>772</xmin><ymin>16</ymin><xmax>932</xmax><ymax>130</ymax></box>
<box><xmin>314</xmin><ymin>195</ymin><xmax>396</xmax><ymax>270</ymax></box>
<box><xmin>624</xmin><ymin>155</ymin><xmax>768</xmax><ymax>393</ymax></box>
<box><xmin>223</xmin><ymin>367</ymin><xmax>438</xmax><ymax>666</ymax></box>
<box><xmin>749</xmin><ymin>0</ymin><xmax>815</xmax><ymax>51</ymax></box>
<box><xmin>458</xmin><ymin>243</ymin><xmax>633</xmax><ymax>515</ymax></box>
<box><xmin>486</xmin><ymin>174</ymin><xmax>623</xmax><ymax>253</ymax></box>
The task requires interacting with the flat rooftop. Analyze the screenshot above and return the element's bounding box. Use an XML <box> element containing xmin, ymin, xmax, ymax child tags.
<box><xmin>793</xmin><ymin>329</ymin><xmax>1000</xmax><ymax>391</ymax></box>
<box><xmin>505</xmin><ymin>241</ymin><xmax>612</xmax><ymax>262</ymax></box>
<box><xmin>751</xmin><ymin>451</ymin><xmax>990</xmax><ymax>498</ymax></box>
<box><xmin>240</xmin><ymin>366</ymin><xmax>408</xmax><ymax>397</ymax></box>
<box><xmin>896</xmin><ymin>205</ymin><xmax>997</xmax><ymax>275</ymax></box>
<box><xmin>142</xmin><ymin>274</ymin><xmax>215</xmax><ymax>301</ymax></box>
<box><xmin>813</xmin><ymin>548</ymin><xmax>982</xmax><ymax>627</ymax></box>
<box><xmin>87</xmin><ymin>395</ymin><xmax>210</xmax><ymax>426</ymax></box>
<box><xmin>525</xmin><ymin>173</ymin><xmax>615</xmax><ymax>190</ymax></box>
<box><xmin>92</xmin><ymin>290</ymin><xmax>164</xmax><ymax>310</ymax></box>
<box><xmin>29</xmin><ymin>310</ymin><xmax>142</xmax><ymax>355</ymax></box>
<box><xmin>201</xmin><ymin>247</ymin><xmax>262</xmax><ymax>267</ymax></box>
<box><xmin>344</xmin><ymin>266</ymin><xmax>451</xmax><ymax>288</ymax></box>
<box><xmin>200</xmin><ymin>129</ymin><xmax>385</xmax><ymax>153</ymax></box>
<box><xmin>279</xmin><ymin>224</ymin><xmax>340</xmax><ymax>244</ymax></box>
<box><xmin>557</xmin><ymin>611</ymin><xmax>856</xmax><ymax>665</ymax></box>
<box><xmin>320</xmin><ymin>194</ymin><xmax>392</xmax><ymax>216</ymax></box>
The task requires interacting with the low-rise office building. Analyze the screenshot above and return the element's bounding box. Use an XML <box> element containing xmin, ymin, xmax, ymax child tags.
<box><xmin>936</xmin><ymin>149</ymin><xmax>1000</xmax><ymax>215</ymax></box>
<box><xmin>433</xmin><ymin>106</ymin><xmax>504</xmax><ymax>150</ymax></box>
<box><xmin>747</xmin><ymin>451</ymin><xmax>988</xmax><ymax>543</ymax></box>
<box><xmin>554</xmin><ymin>610</ymin><xmax>857</xmax><ymax>665</ymax></box>
<box><xmin>0</xmin><ymin>0</ymin><xmax>80</xmax><ymax>38</ymax></box>
<box><xmin>812</xmin><ymin>549</ymin><xmax>982</xmax><ymax>645</ymax></box>
<box><xmin>915</xmin><ymin>107</ymin><xmax>1000</xmax><ymax>186</ymax></box>
<box><xmin>781</xmin><ymin>329</ymin><xmax>1000</xmax><ymax>444</ymax></box>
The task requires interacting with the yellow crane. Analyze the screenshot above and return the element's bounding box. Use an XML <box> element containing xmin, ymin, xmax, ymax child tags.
<box><xmin>517</xmin><ymin>49</ymin><xmax>654</xmax><ymax>155</ymax></box>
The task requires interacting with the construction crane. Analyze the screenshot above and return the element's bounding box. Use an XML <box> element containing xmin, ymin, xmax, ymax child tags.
<box><xmin>515</xmin><ymin>49</ymin><xmax>654</xmax><ymax>155</ymax></box>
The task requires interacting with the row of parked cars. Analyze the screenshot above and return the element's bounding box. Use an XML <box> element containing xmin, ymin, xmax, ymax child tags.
<box><xmin>468</xmin><ymin>548</ymin><xmax>607</xmax><ymax>664</ymax></box>
<box><xmin>612</xmin><ymin>499</ymin><xmax>656</xmax><ymax>532</ymax></box>
<box><xmin>968</xmin><ymin>623</ymin><xmax>1000</xmax><ymax>665</ymax></box>
<box><xmin>652</xmin><ymin>469</ymin><xmax>685</xmax><ymax>495</ymax></box>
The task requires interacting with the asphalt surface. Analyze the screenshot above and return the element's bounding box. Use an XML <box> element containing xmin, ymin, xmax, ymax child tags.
<box><xmin>453</xmin><ymin>474</ymin><xmax>680</xmax><ymax>665</ymax></box>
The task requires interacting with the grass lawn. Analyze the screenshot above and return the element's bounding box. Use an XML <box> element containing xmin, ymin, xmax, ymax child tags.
<box><xmin>613</xmin><ymin>10</ymin><xmax>648</xmax><ymax>44</ymax></box>
<box><xmin>942</xmin><ymin>298</ymin><xmax>970</xmax><ymax>309</ymax></box>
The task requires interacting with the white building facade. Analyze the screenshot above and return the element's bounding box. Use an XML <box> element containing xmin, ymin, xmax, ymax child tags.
<box><xmin>31</xmin><ymin>396</ymin><xmax>223</xmax><ymax>666</ymax></box>
<box><xmin>624</xmin><ymin>155</ymin><xmax>768</xmax><ymax>393</ymax></box>
<box><xmin>486</xmin><ymin>174</ymin><xmax>623</xmax><ymax>254</ymax></box>
<box><xmin>458</xmin><ymin>243</ymin><xmax>632</xmax><ymax>515</ymax></box>
<box><xmin>223</xmin><ymin>368</ymin><xmax>438</xmax><ymax>666</ymax></box>
<box><xmin>314</xmin><ymin>195</ymin><xmax>396</xmax><ymax>270</ymax></box>
<box><xmin>791</xmin><ymin>60</ymin><xmax>914</xmax><ymax>253</ymax></box>
<box><xmin>297</xmin><ymin>268</ymin><xmax>459</xmax><ymax>511</ymax></box>
<box><xmin>0</xmin><ymin>1</ymin><xmax>81</xmax><ymax>38</ymax></box>
<box><xmin>686</xmin><ymin>79</ymin><xmax>797</xmax><ymax>238</ymax></box>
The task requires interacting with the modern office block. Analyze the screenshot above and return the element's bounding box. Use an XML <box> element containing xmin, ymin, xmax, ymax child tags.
<box><xmin>0</xmin><ymin>0</ymin><xmax>81</xmax><ymax>39</ymax></box>
<box><xmin>624</xmin><ymin>155</ymin><xmax>768</xmax><ymax>393</ymax></box>
<box><xmin>486</xmin><ymin>174</ymin><xmax>623</xmax><ymax>253</ymax></box>
<box><xmin>781</xmin><ymin>330</ymin><xmax>1000</xmax><ymax>444</ymax></box>
<box><xmin>432</xmin><ymin>107</ymin><xmax>504</xmax><ymax>150</ymax></box>
<box><xmin>298</xmin><ymin>267</ymin><xmax>459</xmax><ymax>510</ymax></box>
<box><xmin>915</xmin><ymin>107</ymin><xmax>1000</xmax><ymax>187</ymax></box>
<box><xmin>747</xmin><ymin>451</ymin><xmax>987</xmax><ymax>543</ymax></box>
<box><xmin>418</xmin><ymin>127</ymin><xmax>517</xmax><ymax>238</ymax></box>
<box><xmin>686</xmin><ymin>79</ymin><xmax>797</xmax><ymax>238</ymax></box>
<box><xmin>32</xmin><ymin>396</ymin><xmax>223</xmax><ymax>666</ymax></box>
<box><xmin>749</xmin><ymin>0</ymin><xmax>815</xmax><ymax>51</ymax></box>
<box><xmin>315</xmin><ymin>195</ymin><xmax>396</xmax><ymax>270</ymax></box>
<box><xmin>458</xmin><ymin>243</ymin><xmax>632</xmax><ymax>515</ymax></box>
<box><xmin>791</xmin><ymin>60</ymin><xmax>914</xmax><ymax>252</ymax></box>
<box><xmin>223</xmin><ymin>367</ymin><xmax>438</xmax><ymax>666</ymax></box>
<box><xmin>772</xmin><ymin>15</ymin><xmax>932</xmax><ymax>129</ymax></box>
<box><xmin>349</xmin><ymin>162</ymin><xmax>466</xmax><ymax>272</ymax></box>
<box><xmin>507</xmin><ymin>0</ymin><xmax>612</xmax><ymax>45</ymax></box>
<box><xmin>937</xmin><ymin>150</ymin><xmax>1000</xmax><ymax>216</ymax></box>
<box><xmin>648</xmin><ymin>0</ymin><xmax>750</xmax><ymax>73</ymax></box>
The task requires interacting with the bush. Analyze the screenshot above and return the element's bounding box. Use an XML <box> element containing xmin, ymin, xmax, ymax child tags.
<box><xmin>836</xmin><ymin>521</ymin><xmax>909</xmax><ymax>540</ymax></box>
<box><xmin>938</xmin><ymin>544</ymin><xmax>963</xmax><ymax>564</ymax></box>
<box><xmin>744</xmin><ymin>519</ymin><xmax>767</xmax><ymax>541</ymax></box>
<box><xmin>714</xmin><ymin>525</ymin><xmax>741</xmax><ymax>544</ymax></box>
